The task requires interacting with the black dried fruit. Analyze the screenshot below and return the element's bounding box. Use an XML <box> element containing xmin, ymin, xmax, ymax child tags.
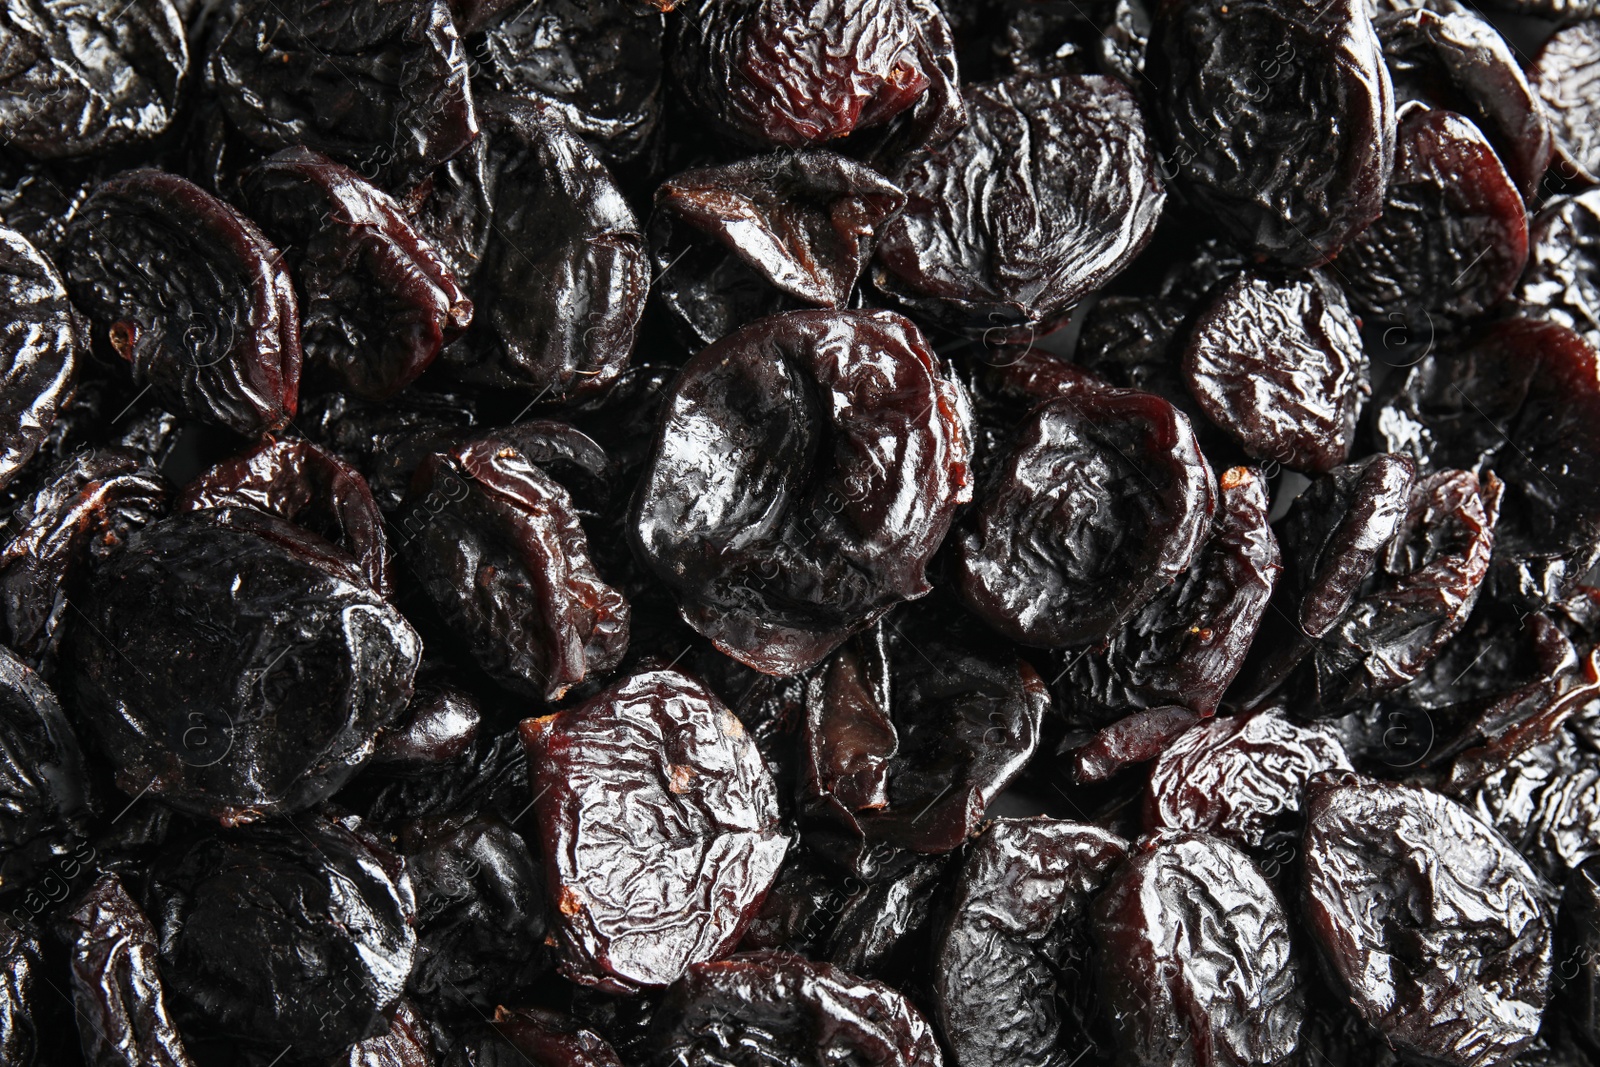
<box><xmin>1517</xmin><ymin>190</ymin><xmax>1600</xmax><ymax>356</ymax></box>
<box><xmin>0</xmin><ymin>227</ymin><xmax>81</xmax><ymax>491</ymax></box>
<box><xmin>492</xmin><ymin>1005</ymin><xmax>625</xmax><ymax>1067</ymax></box>
<box><xmin>0</xmin><ymin>916</ymin><xmax>44</xmax><ymax>1066</ymax></box>
<box><xmin>1533</xmin><ymin>20</ymin><xmax>1600</xmax><ymax>187</ymax></box>
<box><xmin>0</xmin><ymin>642</ymin><xmax>92</xmax><ymax>897</ymax></box>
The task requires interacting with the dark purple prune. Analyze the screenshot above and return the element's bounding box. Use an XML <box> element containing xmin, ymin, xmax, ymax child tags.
<box><xmin>66</xmin><ymin>507</ymin><xmax>422</xmax><ymax>823</ymax></box>
<box><xmin>738</xmin><ymin>849</ymin><xmax>852</xmax><ymax>953</ymax></box>
<box><xmin>61</xmin><ymin>873</ymin><xmax>199</xmax><ymax>1067</ymax></box>
<box><xmin>1181</xmin><ymin>268</ymin><xmax>1367</xmax><ymax>474</ymax></box>
<box><xmin>1073</xmin><ymin>296</ymin><xmax>1191</xmax><ymax>401</ymax></box>
<box><xmin>955</xmin><ymin>385</ymin><xmax>1214</xmax><ymax>649</ymax></box>
<box><xmin>0</xmin><ymin>158</ymin><xmax>98</xmax><ymax>257</ymax></box>
<box><xmin>1337</xmin><ymin>105</ymin><xmax>1527</xmax><ymax>325</ymax></box>
<box><xmin>399</xmin><ymin>136</ymin><xmax>495</xmax><ymax>286</ymax></box>
<box><xmin>491</xmin><ymin>1006</ymin><xmax>625</xmax><ymax>1067</ymax></box>
<box><xmin>932</xmin><ymin>818</ymin><xmax>1128</xmax><ymax>1067</ymax></box>
<box><xmin>1302</xmin><ymin>775</ymin><xmax>1553</xmax><ymax>1066</ymax></box>
<box><xmin>443</xmin><ymin>97</ymin><xmax>646</xmax><ymax>402</ymax></box>
<box><xmin>1095</xmin><ymin>831</ymin><xmax>1306</xmax><ymax>1066</ymax></box>
<box><xmin>1517</xmin><ymin>191</ymin><xmax>1600</xmax><ymax>357</ymax></box>
<box><xmin>396</xmin><ymin>428</ymin><xmax>628</xmax><ymax>702</ymax></box>
<box><xmin>0</xmin><ymin>228</ymin><xmax>81</xmax><ymax>491</ymax></box>
<box><xmin>1556</xmin><ymin>856</ymin><xmax>1600</xmax><ymax>1048</ymax></box>
<box><xmin>1070</xmin><ymin>704</ymin><xmax>1205</xmax><ymax>784</ymax></box>
<box><xmin>206</xmin><ymin>0</ymin><xmax>477</xmax><ymax>181</ymax></box>
<box><xmin>632</xmin><ymin>309</ymin><xmax>970</xmax><ymax>675</ymax></box>
<box><xmin>874</xmin><ymin>74</ymin><xmax>1164</xmax><ymax>339</ymax></box>
<box><xmin>1376</xmin><ymin>318</ymin><xmax>1600</xmax><ymax>609</ymax></box>
<box><xmin>647</xmin><ymin>952</ymin><xmax>942</xmax><ymax>1067</ymax></box>
<box><xmin>1396</xmin><ymin>597</ymin><xmax>1557</xmax><ymax>714</ymax></box>
<box><xmin>825</xmin><ymin>855</ymin><xmax>947</xmax><ymax>979</ymax></box>
<box><xmin>1533</xmin><ymin>21</ymin><xmax>1600</xmax><ymax>187</ymax></box>
<box><xmin>0</xmin><ymin>643</ymin><xmax>92</xmax><ymax>898</ymax></box>
<box><xmin>345</xmin><ymin>1000</ymin><xmax>434</xmax><ymax>1067</ymax></box>
<box><xmin>0</xmin><ymin>916</ymin><xmax>44</xmax><ymax>1066</ymax></box>
<box><xmin>149</xmin><ymin>817</ymin><xmax>417</xmax><ymax>1060</ymax></box>
<box><xmin>1146</xmin><ymin>0</ymin><xmax>1394</xmax><ymax>267</ymax></box>
<box><xmin>518</xmin><ymin>669</ymin><xmax>788</xmax><ymax>993</ymax></box>
<box><xmin>240</xmin><ymin>147</ymin><xmax>473</xmax><ymax>400</ymax></box>
<box><xmin>0</xmin><ymin>0</ymin><xmax>187</xmax><ymax>160</ymax></box>
<box><xmin>300</xmin><ymin>389</ymin><xmax>481</xmax><ymax>514</ymax></box>
<box><xmin>372</xmin><ymin>680</ymin><xmax>481</xmax><ymax>773</ymax></box>
<box><xmin>60</xmin><ymin>169</ymin><xmax>301</xmax><ymax>437</ymax></box>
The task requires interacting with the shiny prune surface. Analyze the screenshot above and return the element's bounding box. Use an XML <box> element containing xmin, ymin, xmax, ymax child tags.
<box><xmin>1517</xmin><ymin>190</ymin><xmax>1600</xmax><ymax>356</ymax></box>
<box><xmin>0</xmin><ymin>915</ymin><xmax>43</xmax><ymax>1066</ymax></box>
<box><xmin>0</xmin><ymin>226</ymin><xmax>81</xmax><ymax>491</ymax></box>
<box><xmin>1533</xmin><ymin>20</ymin><xmax>1600</xmax><ymax>186</ymax></box>
<box><xmin>0</xmin><ymin>642</ymin><xmax>91</xmax><ymax>895</ymax></box>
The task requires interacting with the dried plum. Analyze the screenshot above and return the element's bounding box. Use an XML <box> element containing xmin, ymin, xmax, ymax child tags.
<box><xmin>0</xmin><ymin>643</ymin><xmax>92</xmax><ymax>899</ymax></box>
<box><xmin>1533</xmin><ymin>20</ymin><xmax>1600</xmax><ymax>187</ymax></box>
<box><xmin>0</xmin><ymin>916</ymin><xmax>43</xmax><ymax>1066</ymax></box>
<box><xmin>344</xmin><ymin>1000</ymin><xmax>434</xmax><ymax>1067</ymax></box>
<box><xmin>373</xmin><ymin>680</ymin><xmax>481</xmax><ymax>773</ymax></box>
<box><xmin>0</xmin><ymin>227</ymin><xmax>81</xmax><ymax>491</ymax></box>
<box><xmin>1556</xmin><ymin>855</ymin><xmax>1600</xmax><ymax>1048</ymax></box>
<box><xmin>826</xmin><ymin>855</ymin><xmax>947</xmax><ymax>979</ymax></box>
<box><xmin>492</xmin><ymin>1006</ymin><xmax>625</xmax><ymax>1067</ymax></box>
<box><xmin>1517</xmin><ymin>190</ymin><xmax>1600</xmax><ymax>356</ymax></box>
<box><xmin>299</xmin><ymin>389</ymin><xmax>481</xmax><ymax>514</ymax></box>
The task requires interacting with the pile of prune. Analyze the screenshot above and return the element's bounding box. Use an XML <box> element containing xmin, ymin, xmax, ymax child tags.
<box><xmin>5</xmin><ymin>0</ymin><xmax>1600</xmax><ymax>1065</ymax></box>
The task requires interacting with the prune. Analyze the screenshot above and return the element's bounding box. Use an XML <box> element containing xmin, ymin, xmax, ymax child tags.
<box><xmin>826</xmin><ymin>855</ymin><xmax>948</xmax><ymax>979</ymax></box>
<box><xmin>492</xmin><ymin>1006</ymin><xmax>625</xmax><ymax>1067</ymax></box>
<box><xmin>0</xmin><ymin>158</ymin><xmax>98</xmax><ymax>257</ymax></box>
<box><xmin>66</xmin><ymin>507</ymin><xmax>422</xmax><ymax>822</ymax></box>
<box><xmin>1073</xmin><ymin>296</ymin><xmax>1191</xmax><ymax>402</ymax></box>
<box><xmin>206</xmin><ymin>0</ymin><xmax>477</xmax><ymax>181</ymax></box>
<box><xmin>0</xmin><ymin>643</ymin><xmax>92</xmax><ymax>896</ymax></box>
<box><xmin>874</xmin><ymin>74</ymin><xmax>1164</xmax><ymax>339</ymax></box>
<box><xmin>345</xmin><ymin>1001</ymin><xmax>434</xmax><ymax>1067</ymax></box>
<box><xmin>1556</xmin><ymin>855</ymin><xmax>1600</xmax><ymax>1048</ymax></box>
<box><xmin>932</xmin><ymin>818</ymin><xmax>1128</xmax><ymax>1067</ymax></box>
<box><xmin>1099</xmin><ymin>0</ymin><xmax>1151</xmax><ymax>84</ymax></box>
<box><xmin>240</xmin><ymin>148</ymin><xmax>473</xmax><ymax>400</ymax></box>
<box><xmin>373</xmin><ymin>680</ymin><xmax>481</xmax><ymax>772</ymax></box>
<box><xmin>1146</xmin><ymin>0</ymin><xmax>1394</xmax><ymax>267</ymax></box>
<box><xmin>0</xmin><ymin>916</ymin><xmax>43</xmax><ymax>1066</ymax></box>
<box><xmin>62</xmin><ymin>873</ymin><xmax>199</xmax><ymax>1067</ymax></box>
<box><xmin>1095</xmin><ymin>831</ymin><xmax>1305</xmax><ymax>1067</ymax></box>
<box><xmin>1071</xmin><ymin>704</ymin><xmax>1206</xmax><ymax>784</ymax></box>
<box><xmin>60</xmin><ymin>169</ymin><xmax>301</xmax><ymax>437</ymax></box>
<box><xmin>399</xmin><ymin>136</ymin><xmax>495</xmax><ymax>286</ymax></box>
<box><xmin>1181</xmin><ymin>269</ymin><xmax>1367</xmax><ymax>474</ymax></box>
<box><xmin>955</xmin><ymin>385</ymin><xmax>1214</xmax><ymax>649</ymax></box>
<box><xmin>0</xmin><ymin>227</ymin><xmax>81</xmax><ymax>491</ymax></box>
<box><xmin>1375</xmin><ymin>318</ymin><xmax>1600</xmax><ymax>609</ymax></box>
<box><xmin>738</xmin><ymin>849</ymin><xmax>852</xmax><ymax>953</ymax></box>
<box><xmin>647</xmin><ymin>952</ymin><xmax>943</xmax><ymax>1067</ymax></box>
<box><xmin>396</xmin><ymin>427</ymin><xmax>628</xmax><ymax>702</ymax></box>
<box><xmin>443</xmin><ymin>97</ymin><xmax>646</xmax><ymax>402</ymax></box>
<box><xmin>0</xmin><ymin>0</ymin><xmax>187</xmax><ymax>160</ymax></box>
<box><xmin>1533</xmin><ymin>21</ymin><xmax>1600</xmax><ymax>187</ymax></box>
<box><xmin>985</xmin><ymin>2</ymin><xmax>1098</xmax><ymax>80</ymax></box>
<box><xmin>1517</xmin><ymin>191</ymin><xmax>1600</xmax><ymax>356</ymax></box>
<box><xmin>519</xmin><ymin>669</ymin><xmax>788</xmax><ymax>993</ymax></box>
<box><xmin>149</xmin><ymin>818</ymin><xmax>418</xmax><ymax>1060</ymax></box>
<box><xmin>632</xmin><ymin>309</ymin><xmax>970</xmax><ymax>675</ymax></box>
<box><xmin>1398</xmin><ymin>597</ymin><xmax>1559</xmax><ymax>713</ymax></box>
<box><xmin>1302</xmin><ymin>775</ymin><xmax>1553</xmax><ymax>1066</ymax></box>
<box><xmin>300</xmin><ymin>389</ymin><xmax>481</xmax><ymax>513</ymax></box>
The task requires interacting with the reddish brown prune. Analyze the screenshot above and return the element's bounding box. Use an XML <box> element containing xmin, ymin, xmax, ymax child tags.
<box><xmin>0</xmin><ymin>228</ymin><xmax>81</xmax><ymax>491</ymax></box>
<box><xmin>492</xmin><ymin>1006</ymin><xmax>625</xmax><ymax>1067</ymax></box>
<box><xmin>874</xmin><ymin>74</ymin><xmax>1165</xmax><ymax>339</ymax></box>
<box><xmin>1533</xmin><ymin>21</ymin><xmax>1600</xmax><ymax>186</ymax></box>
<box><xmin>1181</xmin><ymin>269</ymin><xmax>1368</xmax><ymax>474</ymax></box>
<box><xmin>1070</xmin><ymin>704</ymin><xmax>1205</xmax><ymax>784</ymax></box>
<box><xmin>1146</xmin><ymin>0</ymin><xmax>1394</xmax><ymax>267</ymax></box>
<box><xmin>344</xmin><ymin>1001</ymin><xmax>434</xmax><ymax>1067</ymax></box>
<box><xmin>955</xmin><ymin>385</ymin><xmax>1214</xmax><ymax>649</ymax></box>
<box><xmin>0</xmin><ymin>643</ymin><xmax>93</xmax><ymax>896</ymax></box>
<box><xmin>240</xmin><ymin>147</ymin><xmax>473</xmax><ymax>400</ymax></box>
<box><xmin>1517</xmin><ymin>190</ymin><xmax>1600</xmax><ymax>356</ymax></box>
<box><xmin>1302</xmin><ymin>776</ymin><xmax>1553</xmax><ymax>1066</ymax></box>
<box><xmin>519</xmin><ymin>669</ymin><xmax>788</xmax><ymax>993</ymax></box>
<box><xmin>632</xmin><ymin>309</ymin><xmax>970</xmax><ymax>675</ymax></box>
<box><xmin>60</xmin><ymin>169</ymin><xmax>301</xmax><ymax>437</ymax></box>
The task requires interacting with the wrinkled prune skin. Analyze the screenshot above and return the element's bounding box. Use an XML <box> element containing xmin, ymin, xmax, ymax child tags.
<box><xmin>738</xmin><ymin>848</ymin><xmax>851</xmax><ymax>954</ymax></box>
<box><xmin>826</xmin><ymin>855</ymin><xmax>947</xmax><ymax>979</ymax></box>
<box><xmin>62</xmin><ymin>874</ymin><xmax>199</xmax><ymax>1067</ymax></box>
<box><xmin>1376</xmin><ymin>319</ymin><xmax>1600</xmax><ymax>609</ymax></box>
<box><xmin>1556</xmin><ymin>856</ymin><xmax>1600</xmax><ymax>1047</ymax></box>
<box><xmin>206</xmin><ymin>0</ymin><xmax>477</xmax><ymax>181</ymax></box>
<box><xmin>345</xmin><ymin>1000</ymin><xmax>434</xmax><ymax>1067</ymax></box>
<box><xmin>1071</xmin><ymin>704</ymin><xmax>1206</xmax><ymax>784</ymax></box>
<box><xmin>1338</xmin><ymin>105</ymin><xmax>1527</xmax><ymax>325</ymax></box>
<box><xmin>373</xmin><ymin>680</ymin><xmax>481</xmax><ymax>773</ymax></box>
<box><xmin>632</xmin><ymin>309</ymin><xmax>970</xmax><ymax>675</ymax></box>
<box><xmin>932</xmin><ymin>818</ymin><xmax>1128</xmax><ymax>1067</ymax></box>
<box><xmin>67</xmin><ymin>507</ymin><xmax>422</xmax><ymax>823</ymax></box>
<box><xmin>300</xmin><ymin>389</ymin><xmax>481</xmax><ymax>514</ymax></box>
<box><xmin>874</xmin><ymin>74</ymin><xmax>1164</xmax><ymax>339</ymax></box>
<box><xmin>1182</xmin><ymin>269</ymin><xmax>1367</xmax><ymax>474</ymax></box>
<box><xmin>1533</xmin><ymin>21</ymin><xmax>1600</xmax><ymax>187</ymax></box>
<box><xmin>397</xmin><ymin>428</ymin><xmax>628</xmax><ymax>702</ymax></box>
<box><xmin>1146</xmin><ymin>0</ymin><xmax>1394</xmax><ymax>267</ymax></box>
<box><xmin>472</xmin><ymin>0</ymin><xmax>665</xmax><ymax>163</ymax></box>
<box><xmin>492</xmin><ymin>1006</ymin><xmax>625</xmax><ymax>1067</ymax></box>
<box><xmin>60</xmin><ymin>169</ymin><xmax>301</xmax><ymax>437</ymax></box>
<box><xmin>241</xmin><ymin>147</ymin><xmax>473</xmax><ymax>400</ymax></box>
<box><xmin>0</xmin><ymin>227</ymin><xmax>81</xmax><ymax>491</ymax></box>
<box><xmin>0</xmin><ymin>643</ymin><xmax>92</xmax><ymax>897</ymax></box>
<box><xmin>444</xmin><ymin>97</ymin><xmax>646</xmax><ymax>402</ymax></box>
<box><xmin>1302</xmin><ymin>776</ymin><xmax>1553</xmax><ymax>1067</ymax></box>
<box><xmin>0</xmin><ymin>157</ymin><xmax>99</xmax><ymax>257</ymax></box>
<box><xmin>1057</xmin><ymin>466</ymin><xmax>1279</xmax><ymax>721</ymax></box>
<box><xmin>1073</xmin><ymin>296</ymin><xmax>1191</xmax><ymax>399</ymax></box>
<box><xmin>149</xmin><ymin>818</ymin><xmax>418</xmax><ymax>1060</ymax></box>
<box><xmin>0</xmin><ymin>915</ymin><xmax>43</xmax><ymax>1066</ymax></box>
<box><xmin>399</xmin><ymin>136</ymin><xmax>495</xmax><ymax>286</ymax></box>
<box><xmin>647</xmin><ymin>952</ymin><xmax>943</xmax><ymax>1067</ymax></box>
<box><xmin>0</xmin><ymin>0</ymin><xmax>187</xmax><ymax>160</ymax></box>
<box><xmin>519</xmin><ymin>670</ymin><xmax>788</xmax><ymax>993</ymax></box>
<box><xmin>1096</xmin><ymin>831</ymin><xmax>1305</xmax><ymax>1067</ymax></box>
<box><xmin>956</xmin><ymin>385</ymin><xmax>1214</xmax><ymax>649</ymax></box>
<box><xmin>1517</xmin><ymin>191</ymin><xmax>1600</xmax><ymax>357</ymax></box>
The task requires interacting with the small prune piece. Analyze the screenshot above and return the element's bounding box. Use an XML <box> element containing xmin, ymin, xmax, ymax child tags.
<box><xmin>0</xmin><ymin>916</ymin><xmax>43</xmax><ymax>1066</ymax></box>
<box><xmin>1533</xmin><ymin>21</ymin><xmax>1600</xmax><ymax>187</ymax></box>
<box><xmin>1302</xmin><ymin>775</ymin><xmax>1553</xmax><ymax>1066</ymax></box>
<box><xmin>300</xmin><ymin>389</ymin><xmax>480</xmax><ymax>514</ymax></box>
<box><xmin>0</xmin><ymin>227</ymin><xmax>81</xmax><ymax>491</ymax></box>
<box><xmin>1095</xmin><ymin>831</ymin><xmax>1305</xmax><ymax>1067</ymax></box>
<box><xmin>826</xmin><ymin>856</ymin><xmax>948</xmax><ymax>979</ymax></box>
<box><xmin>1071</xmin><ymin>704</ymin><xmax>1206</xmax><ymax>784</ymax></box>
<box><xmin>492</xmin><ymin>1006</ymin><xmax>625</xmax><ymax>1067</ymax></box>
<box><xmin>1073</xmin><ymin>295</ymin><xmax>1191</xmax><ymax>401</ymax></box>
<box><xmin>955</xmin><ymin>385</ymin><xmax>1214</xmax><ymax>648</ymax></box>
<box><xmin>60</xmin><ymin>169</ymin><xmax>301</xmax><ymax>437</ymax></box>
<box><xmin>373</xmin><ymin>680</ymin><xmax>481</xmax><ymax>773</ymax></box>
<box><xmin>518</xmin><ymin>669</ymin><xmax>788</xmax><ymax>993</ymax></box>
<box><xmin>0</xmin><ymin>643</ymin><xmax>92</xmax><ymax>896</ymax></box>
<box><xmin>632</xmin><ymin>309</ymin><xmax>970</xmax><ymax>675</ymax></box>
<box><xmin>1517</xmin><ymin>190</ymin><xmax>1600</xmax><ymax>356</ymax></box>
<box><xmin>345</xmin><ymin>1000</ymin><xmax>433</xmax><ymax>1067</ymax></box>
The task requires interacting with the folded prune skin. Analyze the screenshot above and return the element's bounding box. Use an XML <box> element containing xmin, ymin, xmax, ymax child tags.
<box><xmin>1302</xmin><ymin>776</ymin><xmax>1552</xmax><ymax>1067</ymax></box>
<box><xmin>932</xmin><ymin>818</ymin><xmax>1129</xmax><ymax>1067</ymax></box>
<box><xmin>1071</xmin><ymin>704</ymin><xmax>1206</xmax><ymax>784</ymax></box>
<box><xmin>66</xmin><ymin>507</ymin><xmax>422</xmax><ymax>824</ymax></box>
<box><xmin>826</xmin><ymin>855</ymin><xmax>948</xmax><ymax>978</ymax></box>
<box><xmin>299</xmin><ymin>388</ymin><xmax>482</xmax><ymax>513</ymax></box>
<box><xmin>148</xmin><ymin>819</ymin><xmax>418</xmax><ymax>1059</ymax></box>
<box><xmin>206</xmin><ymin>0</ymin><xmax>477</xmax><ymax>180</ymax></box>
<box><xmin>0</xmin><ymin>916</ymin><xmax>44</xmax><ymax>1066</ymax></box>
<box><xmin>1533</xmin><ymin>20</ymin><xmax>1600</xmax><ymax>186</ymax></box>
<box><xmin>1095</xmin><ymin>831</ymin><xmax>1306</xmax><ymax>1067</ymax></box>
<box><xmin>519</xmin><ymin>669</ymin><xmax>788</xmax><ymax>994</ymax></box>
<box><xmin>1557</xmin><ymin>856</ymin><xmax>1600</xmax><ymax>1046</ymax></box>
<box><xmin>647</xmin><ymin>952</ymin><xmax>943</xmax><ymax>1067</ymax></box>
<box><xmin>632</xmin><ymin>308</ymin><xmax>970</xmax><ymax>676</ymax></box>
<box><xmin>0</xmin><ymin>0</ymin><xmax>187</xmax><ymax>160</ymax></box>
<box><xmin>955</xmin><ymin>385</ymin><xmax>1215</xmax><ymax>649</ymax></box>
<box><xmin>874</xmin><ymin>73</ymin><xmax>1164</xmax><ymax>339</ymax></box>
<box><xmin>492</xmin><ymin>1006</ymin><xmax>625</xmax><ymax>1067</ymax></box>
<box><xmin>0</xmin><ymin>227</ymin><xmax>81</xmax><ymax>491</ymax></box>
<box><xmin>1517</xmin><ymin>190</ymin><xmax>1600</xmax><ymax>356</ymax></box>
<box><xmin>60</xmin><ymin>169</ymin><xmax>301</xmax><ymax>437</ymax></box>
<box><xmin>1146</xmin><ymin>0</ymin><xmax>1394</xmax><ymax>268</ymax></box>
<box><xmin>343</xmin><ymin>1000</ymin><xmax>433</xmax><ymax>1067</ymax></box>
<box><xmin>372</xmin><ymin>679</ymin><xmax>481</xmax><ymax>772</ymax></box>
<box><xmin>397</xmin><ymin>430</ymin><xmax>629</xmax><ymax>702</ymax></box>
<box><xmin>240</xmin><ymin>147</ymin><xmax>473</xmax><ymax>401</ymax></box>
<box><xmin>400</xmin><ymin>135</ymin><xmax>495</xmax><ymax>286</ymax></box>
<box><xmin>0</xmin><ymin>643</ymin><xmax>93</xmax><ymax>896</ymax></box>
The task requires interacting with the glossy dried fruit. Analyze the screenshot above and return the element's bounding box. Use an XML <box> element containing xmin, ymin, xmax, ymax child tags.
<box><xmin>1555</xmin><ymin>856</ymin><xmax>1600</xmax><ymax>1047</ymax></box>
<box><xmin>1516</xmin><ymin>190</ymin><xmax>1600</xmax><ymax>356</ymax></box>
<box><xmin>826</xmin><ymin>855</ymin><xmax>948</xmax><ymax>979</ymax></box>
<box><xmin>492</xmin><ymin>1006</ymin><xmax>625</xmax><ymax>1067</ymax></box>
<box><xmin>372</xmin><ymin>679</ymin><xmax>481</xmax><ymax>772</ymax></box>
<box><xmin>0</xmin><ymin>916</ymin><xmax>43</xmax><ymax>1067</ymax></box>
<box><xmin>0</xmin><ymin>643</ymin><xmax>92</xmax><ymax>896</ymax></box>
<box><xmin>1533</xmin><ymin>20</ymin><xmax>1600</xmax><ymax>187</ymax></box>
<box><xmin>0</xmin><ymin>227</ymin><xmax>80</xmax><ymax>491</ymax></box>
